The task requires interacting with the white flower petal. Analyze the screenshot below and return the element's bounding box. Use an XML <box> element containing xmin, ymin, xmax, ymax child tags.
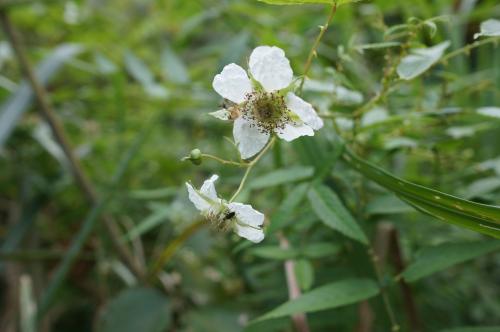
<box><xmin>285</xmin><ymin>92</ymin><xmax>323</xmax><ymax>130</ymax></box>
<box><xmin>233</xmin><ymin>117</ymin><xmax>270</xmax><ymax>159</ymax></box>
<box><xmin>186</xmin><ymin>182</ymin><xmax>211</xmax><ymax>212</ymax></box>
<box><xmin>200</xmin><ymin>174</ymin><xmax>219</xmax><ymax>201</ymax></box>
<box><xmin>275</xmin><ymin>123</ymin><xmax>314</xmax><ymax>142</ymax></box>
<box><xmin>227</xmin><ymin>202</ymin><xmax>265</xmax><ymax>227</ymax></box>
<box><xmin>212</xmin><ymin>63</ymin><xmax>252</xmax><ymax>103</ymax></box>
<box><xmin>234</xmin><ymin>224</ymin><xmax>265</xmax><ymax>243</ymax></box>
<box><xmin>249</xmin><ymin>46</ymin><xmax>293</xmax><ymax>92</ymax></box>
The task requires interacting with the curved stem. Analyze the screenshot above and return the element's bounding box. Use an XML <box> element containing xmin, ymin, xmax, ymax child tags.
<box><xmin>439</xmin><ymin>37</ymin><xmax>499</xmax><ymax>64</ymax></box>
<box><xmin>297</xmin><ymin>2</ymin><xmax>338</xmax><ymax>95</ymax></box>
<box><xmin>229</xmin><ymin>137</ymin><xmax>276</xmax><ymax>202</ymax></box>
<box><xmin>201</xmin><ymin>154</ymin><xmax>249</xmax><ymax>167</ymax></box>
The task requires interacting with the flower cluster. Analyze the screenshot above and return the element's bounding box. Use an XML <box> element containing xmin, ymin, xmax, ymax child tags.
<box><xmin>186</xmin><ymin>46</ymin><xmax>323</xmax><ymax>243</ymax></box>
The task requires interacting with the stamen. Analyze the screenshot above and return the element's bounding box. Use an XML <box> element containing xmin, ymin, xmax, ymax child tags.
<box><xmin>240</xmin><ymin>91</ymin><xmax>291</xmax><ymax>134</ymax></box>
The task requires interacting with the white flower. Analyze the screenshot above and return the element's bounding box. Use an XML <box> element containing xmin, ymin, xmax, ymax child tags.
<box><xmin>186</xmin><ymin>175</ymin><xmax>265</xmax><ymax>243</ymax></box>
<box><xmin>212</xmin><ymin>46</ymin><xmax>324</xmax><ymax>159</ymax></box>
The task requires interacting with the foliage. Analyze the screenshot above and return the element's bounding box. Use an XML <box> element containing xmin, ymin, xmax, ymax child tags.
<box><xmin>0</xmin><ymin>0</ymin><xmax>499</xmax><ymax>331</ymax></box>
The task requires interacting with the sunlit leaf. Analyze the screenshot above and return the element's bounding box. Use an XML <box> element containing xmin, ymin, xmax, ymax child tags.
<box><xmin>474</xmin><ymin>19</ymin><xmax>500</xmax><ymax>39</ymax></box>
<box><xmin>397</xmin><ymin>41</ymin><xmax>450</xmax><ymax>80</ymax></box>
<box><xmin>0</xmin><ymin>44</ymin><xmax>84</xmax><ymax>148</ymax></box>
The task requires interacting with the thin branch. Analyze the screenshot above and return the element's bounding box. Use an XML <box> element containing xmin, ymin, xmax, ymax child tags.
<box><xmin>297</xmin><ymin>2</ymin><xmax>338</xmax><ymax>94</ymax></box>
<box><xmin>0</xmin><ymin>9</ymin><xmax>145</xmax><ymax>281</ymax></box>
<box><xmin>229</xmin><ymin>137</ymin><xmax>275</xmax><ymax>203</ymax></box>
<box><xmin>279</xmin><ymin>233</ymin><xmax>310</xmax><ymax>332</ymax></box>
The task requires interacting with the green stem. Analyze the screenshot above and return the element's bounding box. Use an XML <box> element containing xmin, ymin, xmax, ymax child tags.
<box><xmin>439</xmin><ymin>37</ymin><xmax>499</xmax><ymax>64</ymax></box>
<box><xmin>297</xmin><ymin>2</ymin><xmax>338</xmax><ymax>94</ymax></box>
<box><xmin>201</xmin><ymin>154</ymin><xmax>249</xmax><ymax>167</ymax></box>
<box><xmin>229</xmin><ymin>137</ymin><xmax>276</xmax><ymax>202</ymax></box>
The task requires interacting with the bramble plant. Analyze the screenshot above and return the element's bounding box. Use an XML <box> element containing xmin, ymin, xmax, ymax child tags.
<box><xmin>0</xmin><ymin>0</ymin><xmax>500</xmax><ymax>332</ymax></box>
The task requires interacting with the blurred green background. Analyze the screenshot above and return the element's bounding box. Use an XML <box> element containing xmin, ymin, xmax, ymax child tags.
<box><xmin>1</xmin><ymin>0</ymin><xmax>499</xmax><ymax>331</ymax></box>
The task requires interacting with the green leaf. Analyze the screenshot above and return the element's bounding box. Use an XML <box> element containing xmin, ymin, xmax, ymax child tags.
<box><xmin>474</xmin><ymin>19</ymin><xmax>500</xmax><ymax>39</ymax></box>
<box><xmin>294</xmin><ymin>259</ymin><xmax>314</xmax><ymax>291</ymax></box>
<box><xmin>477</xmin><ymin>107</ymin><xmax>500</xmax><ymax>119</ymax></box>
<box><xmin>124</xmin><ymin>51</ymin><xmax>168</xmax><ymax>99</ymax></box>
<box><xmin>441</xmin><ymin>327</ymin><xmax>500</xmax><ymax>332</ymax></box>
<box><xmin>161</xmin><ymin>45</ymin><xmax>190</xmax><ymax>84</ymax></box>
<box><xmin>343</xmin><ymin>149</ymin><xmax>500</xmax><ymax>238</ymax></box>
<box><xmin>253</xmin><ymin>278</ymin><xmax>379</xmax><ymax>322</ymax></box>
<box><xmin>397</xmin><ymin>41</ymin><xmax>450</xmax><ymax>80</ymax></box>
<box><xmin>301</xmin><ymin>242</ymin><xmax>341</xmax><ymax>258</ymax></box>
<box><xmin>257</xmin><ymin>0</ymin><xmax>362</xmax><ymax>5</ymax></box>
<box><xmin>268</xmin><ymin>183</ymin><xmax>310</xmax><ymax>233</ymax></box>
<box><xmin>0</xmin><ymin>44</ymin><xmax>84</xmax><ymax>148</ymax></box>
<box><xmin>97</xmin><ymin>288</ymin><xmax>170</xmax><ymax>332</ymax></box>
<box><xmin>365</xmin><ymin>195</ymin><xmax>414</xmax><ymax>215</ymax></box>
<box><xmin>250</xmin><ymin>166</ymin><xmax>314</xmax><ymax>189</ymax></box>
<box><xmin>308</xmin><ymin>185</ymin><xmax>368</xmax><ymax>245</ymax></box>
<box><xmin>401</xmin><ymin>240</ymin><xmax>500</xmax><ymax>282</ymax></box>
<box><xmin>249</xmin><ymin>246</ymin><xmax>298</xmax><ymax>260</ymax></box>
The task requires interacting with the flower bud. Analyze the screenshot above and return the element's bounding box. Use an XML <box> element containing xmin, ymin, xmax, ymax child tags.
<box><xmin>189</xmin><ymin>148</ymin><xmax>202</xmax><ymax>165</ymax></box>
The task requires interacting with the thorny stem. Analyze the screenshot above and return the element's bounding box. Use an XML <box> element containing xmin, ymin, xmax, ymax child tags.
<box><xmin>297</xmin><ymin>2</ymin><xmax>338</xmax><ymax>94</ymax></box>
<box><xmin>201</xmin><ymin>154</ymin><xmax>249</xmax><ymax>167</ymax></box>
<box><xmin>0</xmin><ymin>9</ymin><xmax>146</xmax><ymax>280</ymax></box>
<box><xmin>229</xmin><ymin>137</ymin><xmax>276</xmax><ymax>202</ymax></box>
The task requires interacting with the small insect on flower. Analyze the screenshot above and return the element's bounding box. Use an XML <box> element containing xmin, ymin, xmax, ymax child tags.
<box><xmin>185</xmin><ymin>175</ymin><xmax>265</xmax><ymax>243</ymax></box>
<box><xmin>210</xmin><ymin>46</ymin><xmax>324</xmax><ymax>159</ymax></box>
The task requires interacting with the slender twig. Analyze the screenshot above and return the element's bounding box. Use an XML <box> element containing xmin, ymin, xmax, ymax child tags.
<box><xmin>201</xmin><ymin>154</ymin><xmax>249</xmax><ymax>167</ymax></box>
<box><xmin>0</xmin><ymin>10</ymin><xmax>145</xmax><ymax>280</ymax></box>
<box><xmin>229</xmin><ymin>137</ymin><xmax>275</xmax><ymax>202</ymax></box>
<box><xmin>279</xmin><ymin>233</ymin><xmax>310</xmax><ymax>332</ymax></box>
<box><xmin>439</xmin><ymin>37</ymin><xmax>499</xmax><ymax>64</ymax></box>
<box><xmin>297</xmin><ymin>2</ymin><xmax>338</xmax><ymax>94</ymax></box>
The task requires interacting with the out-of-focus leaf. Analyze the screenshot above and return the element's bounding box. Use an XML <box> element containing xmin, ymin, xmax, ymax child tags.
<box><xmin>308</xmin><ymin>185</ymin><xmax>368</xmax><ymax>245</ymax></box>
<box><xmin>477</xmin><ymin>107</ymin><xmax>500</xmax><ymax>119</ymax></box>
<box><xmin>397</xmin><ymin>41</ymin><xmax>450</xmax><ymax>80</ymax></box>
<box><xmin>249</xmin><ymin>246</ymin><xmax>298</xmax><ymax>260</ymax></box>
<box><xmin>124</xmin><ymin>51</ymin><xmax>168</xmax><ymax>99</ymax></box>
<box><xmin>401</xmin><ymin>241</ymin><xmax>500</xmax><ymax>282</ymax></box>
<box><xmin>303</xmin><ymin>79</ymin><xmax>363</xmax><ymax>105</ymax></box>
<box><xmin>361</xmin><ymin>107</ymin><xmax>389</xmax><ymax>127</ymax></box>
<box><xmin>441</xmin><ymin>327</ymin><xmax>500</xmax><ymax>332</ymax></box>
<box><xmin>0</xmin><ymin>43</ymin><xmax>84</xmax><ymax>148</ymax></box>
<box><xmin>302</xmin><ymin>242</ymin><xmax>340</xmax><ymax>258</ymax></box>
<box><xmin>355</xmin><ymin>41</ymin><xmax>401</xmax><ymax>52</ymax></box>
<box><xmin>343</xmin><ymin>149</ymin><xmax>500</xmax><ymax>238</ymax></box>
<box><xmin>161</xmin><ymin>45</ymin><xmax>189</xmax><ymax>84</ymax></box>
<box><xmin>294</xmin><ymin>259</ymin><xmax>314</xmax><ymax>291</ymax></box>
<box><xmin>463</xmin><ymin>177</ymin><xmax>500</xmax><ymax>199</ymax></box>
<box><xmin>365</xmin><ymin>195</ymin><xmax>414</xmax><ymax>215</ymax></box>
<box><xmin>252</xmin><ymin>278</ymin><xmax>379</xmax><ymax>322</ymax></box>
<box><xmin>128</xmin><ymin>188</ymin><xmax>177</xmax><ymax>200</ymax></box>
<box><xmin>474</xmin><ymin>19</ymin><xmax>500</xmax><ymax>39</ymax></box>
<box><xmin>257</xmin><ymin>0</ymin><xmax>362</xmax><ymax>5</ymax></box>
<box><xmin>268</xmin><ymin>183</ymin><xmax>311</xmax><ymax>233</ymax></box>
<box><xmin>250</xmin><ymin>166</ymin><xmax>314</xmax><ymax>189</ymax></box>
<box><xmin>97</xmin><ymin>288</ymin><xmax>170</xmax><ymax>332</ymax></box>
<box><xmin>124</xmin><ymin>206</ymin><xmax>170</xmax><ymax>241</ymax></box>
